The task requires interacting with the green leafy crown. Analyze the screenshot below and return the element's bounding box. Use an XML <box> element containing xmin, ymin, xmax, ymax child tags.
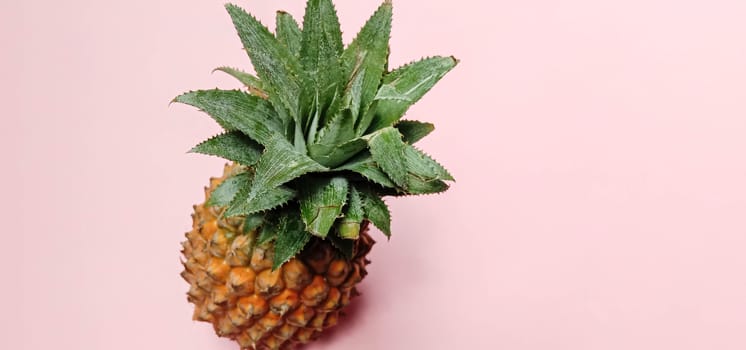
<box><xmin>174</xmin><ymin>0</ymin><xmax>457</xmax><ymax>268</ymax></box>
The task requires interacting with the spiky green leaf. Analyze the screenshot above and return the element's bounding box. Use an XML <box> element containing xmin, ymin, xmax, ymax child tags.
<box><xmin>404</xmin><ymin>145</ymin><xmax>454</xmax><ymax>182</ymax></box>
<box><xmin>243</xmin><ymin>213</ymin><xmax>265</xmax><ymax>233</ymax></box>
<box><xmin>212</xmin><ymin>67</ymin><xmax>266</xmax><ymax>97</ymax></box>
<box><xmin>252</xmin><ymin>135</ymin><xmax>328</xmax><ymax>189</ymax></box>
<box><xmin>358</xmin><ymin>188</ymin><xmax>391</xmax><ymax>237</ymax></box>
<box><xmin>367</xmin><ymin>127</ymin><xmax>408</xmax><ymax>188</ymax></box>
<box><xmin>236</xmin><ymin>136</ymin><xmax>327</xmax><ymax>216</ymax></box>
<box><xmin>346</xmin><ymin>186</ymin><xmax>365</xmax><ymax>221</ymax></box>
<box><xmin>257</xmin><ymin>225</ymin><xmax>277</xmax><ymax>245</ymax></box>
<box><xmin>257</xmin><ymin>212</ymin><xmax>279</xmax><ymax>244</ymax></box>
<box><xmin>299</xmin><ymin>177</ymin><xmax>349</xmax><ymax>237</ymax></box>
<box><xmin>339</xmin><ymin>186</ymin><xmax>364</xmax><ymax>239</ymax></box>
<box><xmin>224</xmin><ymin>184</ymin><xmax>296</xmax><ymax>217</ymax></box>
<box><xmin>395</xmin><ymin>120</ymin><xmax>434</xmax><ymax>144</ymax></box>
<box><xmin>207</xmin><ymin>172</ymin><xmax>250</xmax><ymax>207</ymax></box>
<box><xmin>173</xmin><ymin>89</ymin><xmax>281</xmax><ymax>146</ymax></box>
<box><xmin>360</xmin><ymin>126</ymin><xmax>453</xmax><ymax>194</ymax></box>
<box><xmin>256</xmin><ymin>209</ymin><xmax>280</xmax><ymax>244</ymax></box>
<box><xmin>311</xmin><ymin>137</ymin><xmax>368</xmax><ymax>169</ymax></box>
<box><xmin>190</xmin><ymin>131</ymin><xmax>262</xmax><ymax>166</ymax></box>
<box><xmin>309</xmin><ymin>109</ymin><xmax>364</xmax><ymax>167</ymax></box>
<box><xmin>272</xmin><ymin>211</ymin><xmax>312</xmax><ymax>269</ymax></box>
<box><xmin>275</xmin><ymin>11</ymin><xmax>302</xmax><ymax>56</ymax></box>
<box><xmin>343</xmin><ymin>66</ymin><xmax>366</xmax><ymax>122</ymax></box>
<box><xmin>300</xmin><ymin>0</ymin><xmax>343</xmax><ymax>119</ymax></box>
<box><xmin>226</xmin><ymin>4</ymin><xmax>301</xmax><ymax>124</ymax></box>
<box><xmin>398</xmin><ymin>144</ymin><xmax>453</xmax><ymax>194</ymax></box>
<box><xmin>335</xmin><ymin>151</ymin><xmax>397</xmax><ymax>189</ymax></box>
<box><xmin>369</xmin><ymin>56</ymin><xmax>458</xmax><ymax>131</ymax></box>
<box><xmin>311</xmin><ymin>108</ymin><xmax>355</xmax><ymax>147</ymax></box>
<box><xmin>404</xmin><ymin>177</ymin><xmax>449</xmax><ymax>194</ymax></box>
<box><xmin>339</xmin><ymin>1</ymin><xmax>392</xmax><ymax>125</ymax></box>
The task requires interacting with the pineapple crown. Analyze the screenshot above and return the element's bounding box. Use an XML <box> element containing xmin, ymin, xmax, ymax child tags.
<box><xmin>174</xmin><ymin>0</ymin><xmax>457</xmax><ymax>268</ymax></box>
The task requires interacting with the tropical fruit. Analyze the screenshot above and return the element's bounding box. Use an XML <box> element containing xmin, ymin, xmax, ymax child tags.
<box><xmin>175</xmin><ymin>0</ymin><xmax>456</xmax><ymax>349</ymax></box>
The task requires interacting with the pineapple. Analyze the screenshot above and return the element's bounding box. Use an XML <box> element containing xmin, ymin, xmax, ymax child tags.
<box><xmin>175</xmin><ymin>1</ymin><xmax>457</xmax><ymax>349</ymax></box>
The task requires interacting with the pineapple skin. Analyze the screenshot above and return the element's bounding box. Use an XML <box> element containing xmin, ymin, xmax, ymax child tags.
<box><xmin>181</xmin><ymin>164</ymin><xmax>374</xmax><ymax>350</ymax></box>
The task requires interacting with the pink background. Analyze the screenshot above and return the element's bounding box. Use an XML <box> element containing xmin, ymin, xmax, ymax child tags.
<box><xmin>4</xmin><ymin>0</ymin><xmax>746</xmax><ymax>349</ymax></box>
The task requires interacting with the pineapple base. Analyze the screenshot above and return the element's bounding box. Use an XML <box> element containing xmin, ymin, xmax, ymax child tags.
<box><xmin>181</xmin><ymin>164</ymin><xmax>374</xmax><ymax>350</ymax></box>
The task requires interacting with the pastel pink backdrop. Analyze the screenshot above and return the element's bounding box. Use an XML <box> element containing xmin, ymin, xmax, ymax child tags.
<box><xmin>3</xmin><ymin>0</ymin><xmax>746</xmax><ymax>349</ymax></box>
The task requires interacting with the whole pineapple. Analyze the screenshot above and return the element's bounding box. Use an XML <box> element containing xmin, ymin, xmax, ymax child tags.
<box><xmin>175</xmin><ymin>1</ymin><xmax>457</xmax><ymax>349</ymax></box>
